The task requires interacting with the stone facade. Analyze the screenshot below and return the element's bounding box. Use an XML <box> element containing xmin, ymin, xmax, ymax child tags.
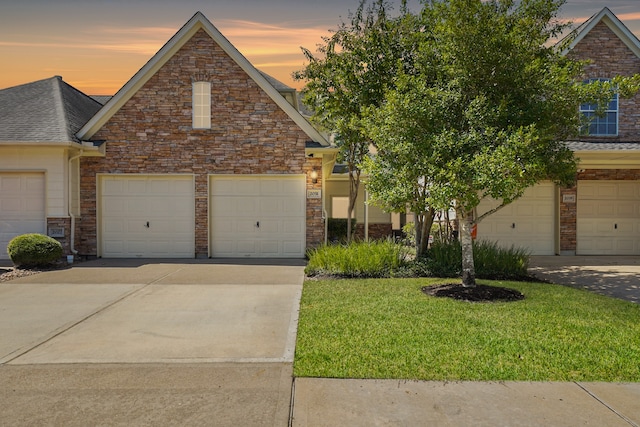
<box><xmin>78</xmin><ymin>29</ymin><xmax>323</xmax><ymax>257</ymax></box>
<box><xmin>47</xmin><ymin>217</ymin><xmax>71</xmax><ymax>255</ymax></box>
<box><xmin>568</xmin><ymin>21</ymin><xmax>640</xmax><ymax>141</ymax></box>
<box><xmin>354</xmin><ymin>223</ymin><xmax>393</xmax><ymax>241</ymax></box>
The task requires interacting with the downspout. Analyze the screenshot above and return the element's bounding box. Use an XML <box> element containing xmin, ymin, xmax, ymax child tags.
<box><xmin>68</xmin><ymin>149</ymin><xmax>83</xmax><ymax>256</ymax></box>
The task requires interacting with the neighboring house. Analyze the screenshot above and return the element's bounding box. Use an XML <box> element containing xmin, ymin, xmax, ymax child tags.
<box><xmin>476</xmin><ymin>7</ymin><xmax>640</xmax><ymax>255</ymax></box>
<box><xmin>0</xmin><ymin>12</ymin><xmax>336</xmax><ymax>260</ymax></box>
<box><xmin>325</xmin><ymin>7</ymin><xmax>640</xmax><ymax>256</ymax></box>
<box><xmin>0</xmin><ymin>76</ymin><xmax>103</xmax><ymax>259</ymax></box>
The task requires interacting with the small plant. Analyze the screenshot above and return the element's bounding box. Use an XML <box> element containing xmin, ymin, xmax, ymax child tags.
<box><xmin>306</xmin><ymin>239</ymin><xmax>411</xmax><ymax>278</ymax></box>
<box><xmin>418</xmin><ymin>239</ymin><xmax>530</xmax><ymax>280</ymax></box>
<box><xmin>7</xmin><ymin>233</ymin><xmax>63</xmax><ymax>268</ymax></box>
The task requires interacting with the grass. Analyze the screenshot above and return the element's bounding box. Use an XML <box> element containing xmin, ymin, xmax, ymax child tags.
<box><xmin>294</xmin><ymin>278</ymin><xmax>640</xmax><ymax>381</ymax></box>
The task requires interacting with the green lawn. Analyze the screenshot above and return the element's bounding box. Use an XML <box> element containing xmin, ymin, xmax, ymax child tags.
<box><xmin>294</xmin><ymin>278</ymin><xmax>640</xmax><ymax>381</ymax></box>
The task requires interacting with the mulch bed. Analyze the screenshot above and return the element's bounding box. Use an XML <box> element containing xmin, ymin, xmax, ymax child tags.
<box><xmin>422</xmin><ymin>283</ymin><xmax>525</xmax><ymax>302</ymax></box>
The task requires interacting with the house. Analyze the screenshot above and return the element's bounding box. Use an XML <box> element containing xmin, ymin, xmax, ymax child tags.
<box><xmin>0</xmin><ymin>76</ymin><xmax>103</xmax><ymax>259</ymax></box>
<box><xmin>0</xmin><ymin>12</ymin><xmax>336</xmax><ymax>260</ymax></box>
<box><xmin>334</xmin><ymin>7</ymin><xmax>640</xmax><ymax>256</ymax></box>
<box><xmin>2</xmin><ymin>8</ymin><xmax>638</xmax><ymax>260</ymax></box>
<box><xmin>475</xmin><ymin>7</ymin><xmax>640</xmax><ymax>255</ymax></box>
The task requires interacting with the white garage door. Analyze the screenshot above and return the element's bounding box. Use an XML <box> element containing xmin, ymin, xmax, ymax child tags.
<box><xmin>100</xmin><ymin>175</ymin><xmax>195</xmax><ymax>258</ymax></box>
<box><xmin>577</xmin><ymin>181</ymin><xmax>640</xmax><ymax>255</ymax></box>
<box><xmin>0</xmin><ymin>173</ymin><xmax>46</xmax><ymax>259</ymax></box>
<box><xmin>210</xmin><ymin>175</ymin><xmax>306</xmax><ymax>258</ymax></box>
<box><xmin>476</xmin><ymin>183</ymin><xmax>556</xmax><ymax>255</ymax></box>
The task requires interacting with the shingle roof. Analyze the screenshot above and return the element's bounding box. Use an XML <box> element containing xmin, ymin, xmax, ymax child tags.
<box><xmin>0</xmin><ymin>76</ymin><xmax>102</xmax><ymax>143</ymax></box>
<box><xmin>258</xmin><ymin>71</ymin><xmax>294</xmax><ymax>92</ymax></box>
<box><xmin>565</xmin><ymin>141</ymin><xmax>640</xmax><ymax>151</ymax></box>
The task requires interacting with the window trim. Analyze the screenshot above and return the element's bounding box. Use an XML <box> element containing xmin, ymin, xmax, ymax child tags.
<box><xmin>579</xmin><ymin>78</ymin><xmax>618</xmax><ymax>137</ymax></box>
<box><xmin>192</xmin><ymin>81</ymin><xmax>211</xmax><ymax>130</ymax></box>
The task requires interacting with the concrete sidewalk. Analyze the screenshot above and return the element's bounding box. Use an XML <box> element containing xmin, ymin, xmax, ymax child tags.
<box><xmin>291</xmin><ymin>379</ymin><xmax>640</xmax><ymax>426</ymax></box>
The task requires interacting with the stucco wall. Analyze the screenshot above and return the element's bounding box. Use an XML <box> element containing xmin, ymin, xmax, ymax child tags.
<box><xmin>325</xmin><ymin>179</ymin><xmax>390</xmax><ymax>224</ymax></box>
<box><xmin>0</xmin><ymin>146</ymin><xmax>68</xmax><ymax>217</ymax></box>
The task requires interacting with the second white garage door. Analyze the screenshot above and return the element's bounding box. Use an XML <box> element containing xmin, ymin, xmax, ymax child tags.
<box><xmin>577</xmin><ymin>180</ymin><xmax>640</xmax><ymax>255</ymax></box>
<box><xmin>476</xmin><ymin>183</ymin><xmax>556</xmax><ymax>255</ymax></box>
<box><xmin>210</xmin><ymin>175</ymin><xmax>306</xmax><ymax>258</ymax></box>
<box><xmin>100</xmin><ymin>175</ymin><xmax>195</xmax><ymax>258</ymax></box>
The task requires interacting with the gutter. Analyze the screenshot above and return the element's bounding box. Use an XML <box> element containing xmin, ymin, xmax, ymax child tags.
<box><xmin>68</xmin><ymin>149</ymin><xmax>83</xmax><ymax>256</ymax></box>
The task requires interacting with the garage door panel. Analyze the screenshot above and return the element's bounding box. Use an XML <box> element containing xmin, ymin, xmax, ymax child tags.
<box><xmin>477</xmin><ymin>183</ymin><xmax>555</xmax><ymax>255</ymax></box>
<box><xmin>210</xmin><ymin>176</ymin><xmax>305</xmax><ymax>258</ymax></box>
<box><xmin>577</xmin><ymin>180</ymin><xmax>640</xmax><ymax>255</ymax></box>
<box><xmin>0</xmin><ymin>173</ymin><xmax>46</xmax><ymax>259</ymax></box>
<box><xmin>100</xmin><ymin>175</ymin><xmax>194</xmax><ymax>258</ymax></box>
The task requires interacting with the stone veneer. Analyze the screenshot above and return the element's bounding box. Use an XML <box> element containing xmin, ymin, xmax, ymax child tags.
<box><xmin>568</xmin><ymin>21</ymin><xmax>640</xmax><ymax>141</ymax></box>
<box><xmin>354</xmin><ymin>223</ymin><xmax>393</xmax><ymax>241</ymax></box>
<box><xmin>559</xmin><ymin>169</ymin><xmax>640</xmax><ymax>253</ymax></box>
<box><xmin>78</xmin><ymin>29</ymin><xmax>323</xmax><ymax>257</ymax></box>
<box><xmin>47</xmin><ymin>217</ymin><xmax>71</xmax><ymax>256</ymax></box>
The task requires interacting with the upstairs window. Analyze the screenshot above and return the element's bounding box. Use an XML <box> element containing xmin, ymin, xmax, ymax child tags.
<box><xmin>580</xmin><ymin>78</ymin><xmax>618</xmax><ymax>136</ymax></box>
<box><xmin>192</xmin><ymin>82</ymin><xmax>211</xmax><ymax>129</ymax></box>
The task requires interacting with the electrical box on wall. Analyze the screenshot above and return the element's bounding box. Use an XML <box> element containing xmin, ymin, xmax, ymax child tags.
<box><xmin>47</xmin><ymin>227</ymin><xmax>65</xmax><ymax>238</ymax></box>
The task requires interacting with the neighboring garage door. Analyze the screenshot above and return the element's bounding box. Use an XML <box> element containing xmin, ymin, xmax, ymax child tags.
<box><xmin>210</xmin><ymin>175</ymin><xmax>306</xmax><ymax>258</ymax></box>
<box><xmin>476</xmin><ymin>183</ymin><xmax>556</xmax><ymax>255</ymax></box>
<box><xmin>577</xmin><ymin>180</ymin><xmax>640</xmax><ymax>255</ymax></box>
<box><xmin>0</xmin><ymin>173</ymin><xmax>46</xmax><ymax>259</ymax></box>
<box><xmin>100</xmin><ymin>175</ymin><xmax>195</xmax><ymax>258</ymax></box>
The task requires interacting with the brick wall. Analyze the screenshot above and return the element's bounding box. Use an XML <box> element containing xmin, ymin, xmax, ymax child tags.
<box><xmin>560</xmin><ymin>169</ymin><xmax>640</xmax><ymax>253</ymax></box>
<box><xmin>47</xmin><ymin>217</ymin><xmax>71</xmax><ymax>255</ymax></box>
<box><xmin>78</xmin><ymin>29</ymin><xmax>323</xmax><ymax>257</ymax></box>
<box><xmin>354</xmin><ymin>223</ymin><xmax>393</xmax><ymax>241</ymax></box>
<box><xmin>568</xmin><ymin>21</ymin><xmax>640</xmax><ymax>141</ymax></box>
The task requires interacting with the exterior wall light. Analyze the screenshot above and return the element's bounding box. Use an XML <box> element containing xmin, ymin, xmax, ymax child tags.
<box><xmin>310</xmin><ymin>170</ymin><xmax>318</xmax><ymax>184</ymax></box>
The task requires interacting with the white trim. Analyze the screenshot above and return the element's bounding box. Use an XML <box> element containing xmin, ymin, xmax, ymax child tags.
<box><xmin>77</xmin><ymin>12</ymin><xmax>329</xmax><ymax>146</ymax></box>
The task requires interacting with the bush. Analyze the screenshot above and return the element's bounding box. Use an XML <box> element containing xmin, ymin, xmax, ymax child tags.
<box><xmin>7</xmin><ymin>233</ymin><xmax>63</xmax><ymax>268</ymax></box>
<box><xmin>306</xmin><ymin>239</ymin><xmax>411</xmax><ymax>278</ymax></box>
<box><xmin>327</xmin><ymin>218</ymin><xmax>357</xmax><ymax>243</ymax></box>
<box><xmin>418</xmin><ymin>239</ymin><xmax>530</xmax><ymax>280</ymax></box>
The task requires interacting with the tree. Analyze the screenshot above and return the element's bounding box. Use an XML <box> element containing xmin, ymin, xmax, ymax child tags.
<box><xmin>364</xmin><ymin>0</ymin><xmax>637</xmax><ymax>286</ymax></box>
<box><xmin>294</xmin><ymin>0</ymin><xmax>416</xmax><ymax>242</ymax></box>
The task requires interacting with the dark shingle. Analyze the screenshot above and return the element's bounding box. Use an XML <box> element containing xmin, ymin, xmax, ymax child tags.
<box><xmin>0</xmin><ymin>76</ymin><xmax>101</xmax><ymax>143</ymax></box>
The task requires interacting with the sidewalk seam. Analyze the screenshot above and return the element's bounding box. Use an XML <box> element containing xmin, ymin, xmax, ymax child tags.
<box><xmin>3</xmin><ymin>284</ymin><xmax>148</xmax><ymax>365</ymax></box>
<box><xmin>575</xmin><ymin>382</ymin><xmax>639</xmax><ymax>427</ymax></box>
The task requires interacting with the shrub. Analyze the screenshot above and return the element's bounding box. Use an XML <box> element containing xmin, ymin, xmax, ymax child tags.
<box><xmin>7</xmin><ymin>233</ymin><xmax>63</xmax><ymax>268</ymax></box>
<box><xmin>306</xmin><ymin>239</ymin><xmax>411</xmax><ymax>278</ymax></box>
<box><xmin>418</xmin><ymin>239</ymin><xmax>530</xmax><ymax>280</ymax></box>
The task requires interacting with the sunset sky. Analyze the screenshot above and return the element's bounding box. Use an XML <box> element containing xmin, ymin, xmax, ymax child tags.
<box><xmin>1</xmin><ymin>0</ymin><xmax>639</xmax><ymax>95</ymax></box>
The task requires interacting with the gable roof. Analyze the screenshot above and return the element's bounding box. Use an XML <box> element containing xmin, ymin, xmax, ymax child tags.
<box><xmin>77</xmin><ymin>11</ymin><xmax>330</xmax><ymax>146</ymax></box>
<box><xmin>0</xmin><ymin>76</ymin><xmax>102</xmax><ymax>144</ymax></box>
<box><xmin>561</xmin><ymin>7</ymin><xmax>640</xmax><ymax>58</ymax></box>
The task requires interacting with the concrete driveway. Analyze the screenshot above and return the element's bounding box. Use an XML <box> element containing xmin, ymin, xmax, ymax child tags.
<box><xmin>529</xmin><ymin>255</ymin><xmax>640</xmax><ymax>304</ymax></box>
<box><xmin>0</xmin><ymin>259</ymin><xmax>305</xmax><ymax>426</ymax></box>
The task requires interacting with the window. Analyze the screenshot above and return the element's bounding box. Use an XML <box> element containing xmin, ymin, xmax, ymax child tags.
<box><xmin>331</xmin><ymin>196</ymin><xmax>350</xmax><ymax>219</ymax></box>
<box><xmin>192</xmin><ymin>82</ymin><xmax>211</xmax><ymax>129</ymax></box>
<box><xmin>580</xmin><ymin>78</ymin><xmax>618</xmax><ymax>136</ymax></box>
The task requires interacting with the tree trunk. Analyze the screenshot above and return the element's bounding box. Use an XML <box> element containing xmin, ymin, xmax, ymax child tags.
<box><xmin>347</xmin><ymin>168</ymin><xmax>360</xmax><ymax>243</ymax></box>
<box><xmin>459</xmin><ymin>209</ymin><xmax>476</xmax><ymax>287</ymax></box>
<box><xmin>415</xmin><ymin>207</ymin><xmax>436</xmax><ymax>258</ymax></box>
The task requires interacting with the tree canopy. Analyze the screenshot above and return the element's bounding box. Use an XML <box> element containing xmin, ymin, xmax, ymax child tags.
<box><xmin>364</xmin><ymin>0</ymin><xmax>637</xmax><ymax>286</ymax></box>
